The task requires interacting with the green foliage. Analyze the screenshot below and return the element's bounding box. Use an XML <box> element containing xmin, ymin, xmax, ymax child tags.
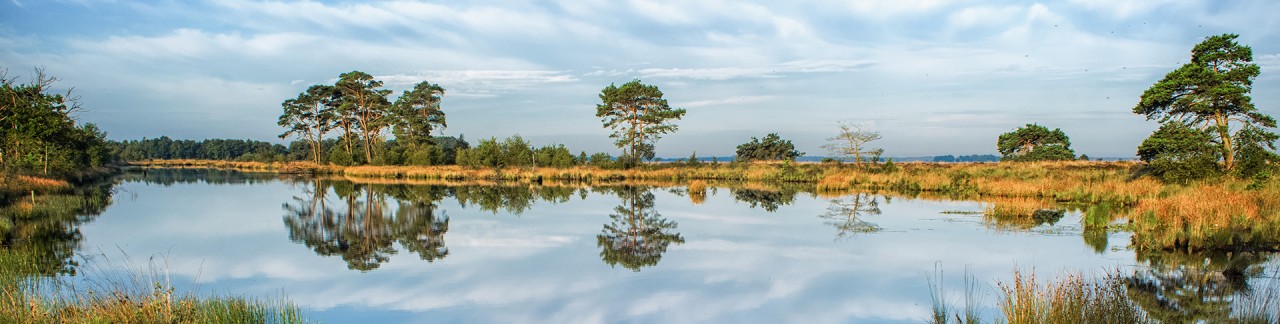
<box><xmin>596</xmin><ymin>80</ymin><xmax>686</xmax><ymax>167</ymax></box>
<box><xmin>1234</xmin><ymin>125</ymin><xmax>1280</xmax><ymax>177</ymax></box>
<box><xmin>278</xmin><ymin>84</ymin><xmax>338</xmax><ymax>164</ymax></box>
<box><xmin>456</xmin><ymin>135</ymin><xmax>536</xmax><ymax>169</ymax></box>
<box><xmin>534</xmin><ymin>144</ymin><xmax>576</xmax><ymax>168</ymax></box>
<box><xmin>597</xmin><ymin>188</ymin><xmax>684</xmax><ymax>271</ymax></box>
<box><xmin>329</xmin><ymin>147</ymin><xmax>355</xmax><ymax>166</ymax></box>
<box><xmin>1137</xmin><ymin>123</ymin><xmax>1221</xmax><ymax>183</ymax></box>
<box><xmin>933</xmin><ymin>154</ymin><xmax>1001</xmax><ymax>163</ymax></box>
<box><xmin>336</xmin><ymin>70</ymin><xmax>394</xmax><ymax>164</ymax></box>
<box><xmin>391</xmin><ymin>81</ymin><xmax>446</xmax><ymax>149</ymax></box>
<box><xmin>879</xmin><ymin>158</ymin><xmax>899</xmax><ymax>173</ymax></box>
<box><xmin>111</xmin><ymin>137</ymin><xmax>286</xmax><ymax>162</ymax></box>
<box><xmin>282</xmin><ymin>71</ymin><xmax>451</xmax><ymax>166</ymax></box>
<box><xmin>0</xmin><ymin>68</ymin><xmax>112</xmax><ymax>176</ymax></box>
<box><xmin>684</xmin><ymin>152</ymin><xmax>701</xmax><ymax>166</ymax></box>
<box><xmin>997</xmin><ymin>124</ymin><xmax>1076</xmax><ymax>161</ymax></box>
<box><xmin>1134</xmin><ymin>33</ymin><xmax>1277</xmax><ymax>174</ymax></box>
<box><xmin>588</xmin><ymin>152</ymin><xmax>617</xmax><ymax>169</ymax></box>
<box><xmin>735</xmin><ymin>133</ymin><xmax>804</xmax><ymax>162</ymax></box>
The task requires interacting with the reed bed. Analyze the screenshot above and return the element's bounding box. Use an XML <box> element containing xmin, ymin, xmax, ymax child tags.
<box><xmin>1127</xmin><ymin>181</ymin><xmax>1280</xmax><ymax>251</ymax></box>
<box><xmin>0</xmin><ymin>175</ymin><xmax>73</xmax><ymax>200</ymax></box>
<box><xmin>0</xmin><ymin>248</ymin><xmax>307</xmax><ymax>323</ymax></box>
<box><xmin>997</xmin><ymin>270</ymin><xmax>1150</xmax><ymax>324</ymax></box>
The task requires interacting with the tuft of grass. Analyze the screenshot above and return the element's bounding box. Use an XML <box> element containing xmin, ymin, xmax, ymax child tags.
<box><xmin>927</xmin><ymin>264</ymin><xmax>983</xmax><ymax>324</ymax></box>
<box><xmin>997</xmin><ymin>269</ymin><xmax>1151</xmax><ymax>324</ymax></box>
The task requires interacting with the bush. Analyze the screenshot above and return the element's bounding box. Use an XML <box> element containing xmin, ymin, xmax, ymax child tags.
<box><xmin>1138</xmin><ymin>123</ymin><xmax>1220</xmax><ymax>183</ymax></box>
<box><xmin>736</xmin><ymin>133</ymin><xmax>803</xmax><ymax>161</ymax></box>
<box><xmin>329</xmin><ymin>149</ymin><xmax>354</xmax><ymax>166</ymax></box>
<box><xmin>588</xmin><ymin>152</ymin><xmax>616</xmax><ymax>169</ymax></box>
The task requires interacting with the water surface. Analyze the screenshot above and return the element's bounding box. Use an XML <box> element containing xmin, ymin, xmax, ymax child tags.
<box><xmin>41</xmin><ymin>169</ymin><xmax>1277</xmax><ymax>322</ymax></box>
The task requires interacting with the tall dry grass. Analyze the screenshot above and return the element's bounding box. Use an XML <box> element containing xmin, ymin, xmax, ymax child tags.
<box><xmin>1127</xmin><ymin>180</ymin><xmax>1280</xmax><ymax>251</ymax></box>
<box><xmin>998</xmin><ymin>269</ymin><xmax>1150</xmax><ymax>324</ymax></box>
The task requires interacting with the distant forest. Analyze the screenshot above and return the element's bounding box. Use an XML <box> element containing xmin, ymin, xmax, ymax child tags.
<box><xmin>110</xmin><ymin>136</ymin><xmax>1010</xmax><ymax>165</ymax></box>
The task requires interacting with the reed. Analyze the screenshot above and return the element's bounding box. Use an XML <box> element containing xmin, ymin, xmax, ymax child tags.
<box><xmin>1127</xmin><ymin>181</ymin><xmax>1280</xmax><ymax>251</ymax></box>
<box><xmin>997</xmin><ymin>269</ymin><xmax>1150</xmax><ymax>324</ymax></box>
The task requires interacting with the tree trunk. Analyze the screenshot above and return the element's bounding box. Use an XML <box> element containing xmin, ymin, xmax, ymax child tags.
<box><xmin>364</xmin><ymin>131</ymin><xmax>375</xmax><ymax>163</ymax></box>
<box><xmin>42</xmin><ymin>143</ymin><xmax>48</xmax><ymax>175</ymax></box>
<box><xmin>1214</xmin><ymin>113</ymin><xmax>1235</xmax><ymax>171</ymax></box>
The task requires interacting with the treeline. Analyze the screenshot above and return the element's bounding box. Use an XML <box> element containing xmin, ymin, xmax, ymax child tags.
<box><xmin>110</xmin><ymin>136</ymin><xmax>474</xmax><ymax>166</ymax></box>
<box><xmin>0</xmin><ymin>68</ymin><xmax>111</xmax><ymax>177</ymax></box>
<box><xmin>110</xmin><ymin>137</ymin><xmax>286</xmax><ymax>162</ymax></box>
<box><xmin>932</xmin><ymin>154</ymin><xmax>1000</xmax><ymax>163</ymax></box>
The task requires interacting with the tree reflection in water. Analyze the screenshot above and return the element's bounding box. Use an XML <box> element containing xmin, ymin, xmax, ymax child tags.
<box><xmin>596</xmin><ymin>186</ymin><xmax>684</xmax><ymax>271</ymax></box>
<box><xmin>1126</xmin><ymin>250</ymin><xmax>1278</xmax><ymax>322</ymax></box>
<box><xmin>0</xmin><ymin>181</ymin><xmax>115</xmax><ymax>276</ymax></box>
<box><xmin>730</xmin><ymin>186</ymin><xmax>799</xmax><ymax>212</ymax></box>
<box><xmin>282</xmin><ymin>180</ymin><xmax>449</xmax><ymax>271</ymax></box>
<box><xmin>818</xmin><ymin>193</ymin><xmax>882</xmax><ymax>239</ymax></box>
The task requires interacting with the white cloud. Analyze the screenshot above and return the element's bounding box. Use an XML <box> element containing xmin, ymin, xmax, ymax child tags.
<box><xmin>679</xmin><ymin>95</ymin><xmax>776</xmax><ymax>108</ymax></box>
<box><xmin>840</xmin><ymin>0</ymin><xmax>957</xmax><ymax>17</ymax></box>
<box><xmin>1068</xmin><ymin>0</ymin><xmax>1192</xmax><ymax>19</ymax></box>
<box><xmin>622</xmin><ymin>59</ymin><xmax>873</xmax><ymax>80</ymax></box>
<box><xmin>1258</xmin><ymin>53</ymin><xmax>1280</xmax><ymax>71</ymax></box>
<box><xmin>947</xmin><ymin>5</ymin><xmax>1023</xmax><ymax>28</ymax></box>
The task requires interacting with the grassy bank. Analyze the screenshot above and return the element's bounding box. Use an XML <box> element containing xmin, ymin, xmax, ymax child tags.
<box><xmin>0</xmin><ymin>247</ymin><xmax>307</xmax><ymax>323</ymax></box>
<box><xmin>133</xmin><ymin>159</ymin><xmax>1280</xmax><ymax>252</ymax></box>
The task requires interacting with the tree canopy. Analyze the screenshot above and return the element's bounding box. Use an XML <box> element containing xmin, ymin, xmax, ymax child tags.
<box><xmin>278</xmin><ymin>71</ymin><xmax>452</xmax><ymax>166</ymax></box>
<box><xmin>0</xmin><ymin>68</ymin><xmax>111</xmax><ymax>176</ymax></box>
<box><xmin>1134</xmin><ymin>33</ymin><xmax>1277</xmax><ymax>174</ymax></box>
<box><xmin>996</xmin><ymin>124</ymin><xmax>1076</xmax><ymax>162</ymax></box>
<box><xmin>736</xmin><ymin>133</ymin><xmax>803</xmax><ymax>162</ymax></box>
<box><xmin>391</xmin><ymin>81</ymin><xmax>446</xmax><ymax>149</ymax></box>
<box><xmin>278</xmin><ymin>84</ymin><xmax>338</xmax><ymax>164</ymax></box>
<box><xmin>595</xmin><ymin>80</ymin><xmax>686</xmax><ymax>167</ymax></box>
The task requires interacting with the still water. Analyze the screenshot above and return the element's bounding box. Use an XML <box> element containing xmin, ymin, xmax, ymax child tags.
<box><xmin>59</xmin><ymin>169</ymin><xmax>1277</xmax><ymax>322</ymax></box>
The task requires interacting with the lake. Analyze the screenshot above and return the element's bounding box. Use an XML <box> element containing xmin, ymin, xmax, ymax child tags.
<box><xmin>40</xmin><ymin>169</ymin><xmax>1280</xmax><ymax>322</ymax></box>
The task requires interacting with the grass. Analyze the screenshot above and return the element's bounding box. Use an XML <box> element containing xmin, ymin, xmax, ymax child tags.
<box><xmin>0</xmin><ymin>174</ymin><xmax>73</xmax><ymax>202</ymax></box>
<box><xmin>928</xmin><ymin>263</ymin><xmax>982</xmax><ymax>324</ymax></box>
<box><xmin>0</xmin><ymin>247</ymin><xmax>308</xmax><ymax>323</ymax></box>
<box><xmin>1127</xmin><ymin>181</ymin><xmax>1280</xmax><ymax>252</ymax></box>
<box><xmin>997</xmin><ymin>269</ymin><xmax>1151</xmax><ymax>324</ymax></box>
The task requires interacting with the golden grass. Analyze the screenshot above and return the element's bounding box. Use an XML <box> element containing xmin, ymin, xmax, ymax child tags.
<box><xmin>998</xmin><ymin>269</ymin><xmax>1149</xmax><ymax>324</ymax></box>
<box><xmin>688</xmin><ymin>180</ymin><xmax>707</xmax><ymax>205</ymax></box>
<box><xmin>1127</xmin><ymin>180</ymin><xmax>1280</xmax><ymax>251</ymax></box>
<box><xmin>0</xmin><ymin>175</ymin><xmax>72</xmax><ymax>195</ymax></box>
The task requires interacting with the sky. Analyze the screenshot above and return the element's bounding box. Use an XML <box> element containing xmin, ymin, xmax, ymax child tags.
<box><xmin>2</xmin><ymin>0</ymin><xmax>1279</xmax><ymax>158</ymax></box>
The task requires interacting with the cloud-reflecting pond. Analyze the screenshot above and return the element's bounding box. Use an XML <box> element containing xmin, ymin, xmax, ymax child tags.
<box><xmin>57</xmin><ymin>169</ymin><xmax>1277</xmax><ymax>322</ymax></box>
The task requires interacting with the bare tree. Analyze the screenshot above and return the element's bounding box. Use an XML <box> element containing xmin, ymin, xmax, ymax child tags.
<box><xmin>821</xmin><ymin>122</ymin><xmax>883</xmax><ymax>165</ymax></box>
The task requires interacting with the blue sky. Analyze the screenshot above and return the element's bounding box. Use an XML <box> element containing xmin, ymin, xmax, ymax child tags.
<box><xmin>3</xmin><ymin>0</ymin><xmax>1279</xmax><ymax>158</ymax></box>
